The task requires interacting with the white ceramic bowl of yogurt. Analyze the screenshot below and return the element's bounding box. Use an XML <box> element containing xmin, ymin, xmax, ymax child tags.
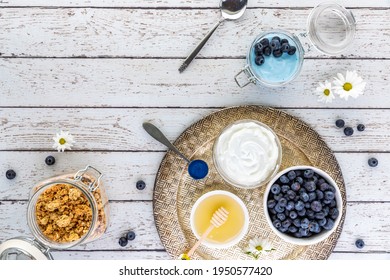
<box><xmin>213</xmin><ymin>120</ymin><xmax>282</xmax><ymax>189</ymax></box>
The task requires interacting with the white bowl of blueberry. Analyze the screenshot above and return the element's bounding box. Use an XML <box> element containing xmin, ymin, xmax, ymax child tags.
<box><xmin>263</xmin><ymin>166</ymin><xmax>343</xmax><ymax>245</ymax></box>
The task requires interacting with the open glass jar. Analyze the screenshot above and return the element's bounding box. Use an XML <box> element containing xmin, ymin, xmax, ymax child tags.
<box><xmin>0</xmin><ymin>166</ymin><xmax>109</xmax><ymax>260</ymax></box>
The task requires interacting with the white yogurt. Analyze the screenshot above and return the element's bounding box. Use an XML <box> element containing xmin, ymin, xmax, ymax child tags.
<box><xmin>214</xmin><ymin>121</ymin><xmax>281</xmax><ymax>187</ymax></box>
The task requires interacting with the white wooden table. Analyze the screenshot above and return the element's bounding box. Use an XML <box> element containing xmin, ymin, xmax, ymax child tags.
<box><xmin>1</xmin><ymin>0</ymin><xmax>390</xmax><ymax>260</ymax></box>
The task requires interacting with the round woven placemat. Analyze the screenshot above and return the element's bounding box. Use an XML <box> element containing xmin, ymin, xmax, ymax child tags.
<box><xmin>153</xmin><ymin>106</ymin><xmax>346</xmax><ymax>260</ymax></box>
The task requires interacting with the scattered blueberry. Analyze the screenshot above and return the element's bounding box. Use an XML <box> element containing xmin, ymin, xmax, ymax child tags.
<box><xmin>255</xmin><ymin>55</ymin><xmax>265</xmax><ymax>66</ymax></box>
<box><xmin>368</xmin><ymin>157</ymin><xmax>378</xmax><ymax>167</ymax></box>
<box><xmin>119</xmin><ymin>236</ymin><xmax>128</xmax><ymax>247</ymax></box>
<box><xmin>357</xmin><ymin>124</ymin><xmax>365</xmax><ymax>132</ymax></box>
<box><xmin>355</xmin><ymin>239</ymin><xmax>365</xmax><ymax>249</ymax></box>
<box><xmin>287</xmin><ymin>46</ymin><xmax>297</xmax><ymax>55</ymax></box>
<box><xmin>136</xmin><ymin>180</ymin><xmax>146</xmax><ymax>190</ymax></box>
<box><xmin>126</xmin><ymin>231</ymin><xmax>136</xmax><ymax>241</ymax></box>
<box><xmin>335</xmin><ymin>119</ymin><xmax>345</xmax><ymax>128</ymax></box>
<box><xmin>45</xmin><ymin>155</ymin><xmax>56</xmax><ymax>166</ymax></box>
<box><xmin>344</xmin><ymin>127</ymin><xmax>354</xmax><ymax>136</ymax></box>
<box><xmin>188</xmin><ymin>160</ymin><xmax>209</xmax><ymax>179</ymax></box>
<box><xmin>6</xmin><ymin>169</ymin><xmax>16</xmax><ymax>180</ymax></box>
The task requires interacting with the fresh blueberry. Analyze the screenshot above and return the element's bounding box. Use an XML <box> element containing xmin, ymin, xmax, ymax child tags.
<box><xmin>295</xmin><ymin>177</ymin><xmax>304</xmax><ymax>185</ymax></box>
<box><xmin>279</xmin><ymin>226</ymin><xmax>289</xmax><ymax>233</ymax></box>
<box><xmin>315</xmin><ymin>211</ymin><xmax>326</xmax><ymax>220</ymax></box>
<box><xmin>304</xmin><ymin>181</ymin><xmax>316</xmax><ymax>192</ymax></box>
<box><xmin>45</xmin><ymin>155</ymin><xmax>56</xmax><ymax>166</ymax></box>
<box><xmin>255</xmin><ymin>55</ymin><xmax>265</xmax><ymax>66</ymax></box>
<box><xmin>286</xmin><ymin>201</ymin><xmax>295</xmax><ymax>211</ymax></box>
<box><xmin>287</xmin><ymin>46</ymin><xmax>297</xmax><ymax>55</ymax></box>
<box><xmin>311</xmin><ymin>201</ymin><xmax>322</xmax><ymax>212</ymax></box>
<box><xmin>295</xmin><ymin>200</ymin><xmax>305</xmax><ymax>211</ymax></box>
<box><xmin>306</xmin><ymin>209</ymin><xmax>315</xmax><ymax>219</ymax></box>
<box><xmin>355</xmin><ymin>239</ymin><xmax>365</xmax><ymax>249</ymax></box>
<box><xmin>304</xmin><ymin>169</ymin><xmax>314</xmax><ymax>179</ymax></box>
<box><xmin>271</xmin><ymin>36</ymin><xmax>281</xmax><ymax>43</ymax></box>
<box><xmin>263</xmin><ymin>46</ymin><xmax>272</xmax><ymax>56</ymax></box>
<box><xmin>368</xmin><ymin>157</ymin><xmax>378</xmax><ymax>167</ymax></box>
<box><xmin>287</xmin><ymin>170</ymin><xmax>297</xmax><ymax>181</ymax></box>
<box><xmin>344</xmin><ymin>127</ymin><xmax>354</xmax><ymax>136</ymax></box>
<box><xmin>309</xmin><ymin>221</ymin><xmax>320</xmax><ymax>233</ymax></box>
<box><xmin>316</xmin><ymin>190</ymin><xmax>324</xmax><ymax>200</ymax></box>
<box><xmin>270</xmin><ymin>39</ymin><xmax>281</xmax><ymax>50</ymax></box>
<box><xmin>291</xmin><ymin>182</ymin><xmax>301</xmax><ymax>191</ymax></box>
<box><xmin>260</xmin><ymin>38</ymin><xmax>270</xmax><ymax>47</ymax></box>
<box><xmin>295</xmin><ymin>170</ymin><xmax>302</xmax><ymax>176</ymax></box>
<box><xmin>320</xmin><ymin>183</ymin><xmax>331</xmax><ymax>192</ymax></box>
<box><xmin>324</xmin><ymin>191</ymin><xmax>335</xmax><ymax>200</ymax></box>
<box><xmin>287</xmin><ymin>190</ymin><xmax>296</xmax><ymax>200</ymax></box>
<box><xmin>357</xmin><ymin>124</ymin><xmax>365</xmax><ymax>131</ymax></box>
<box><xmin>136</xmin><ymin>180</ymin><xmax>146</xmax><ymax>190</ymax></box>
<box><xmin>300</xmin><ymin>192</ymin><xmax>310</xmax><ymax>202</ymax></box>
<box><xmin>275</xmin><ymin>203</ymin><xmax>285</xmax><ymax>213</ymax></box>
<box><xmin>317</xmin><ymin>178</ymin><xmax>326</xmax><ymax>186</ymax></box>
<box><xmin>269</xmin><ymin>208</ymin><xmax>277</xmax><ymax>215</ymax></box>
<box><xmin>322</xmin><ymin>206</ymin><xmax>330</xmax><ymax>216</ymax></box>
<box><xmin>126</xmin><ymin>231</ymin><xmax>136</xmax><ymax>241</ymax></box>
<box><xmin>299</xmin><ymin>228</ymin><xmax>309</xmax><ymax>237</ymax></box>
<box><xmin>119</xmin><ymin>236</ymin><xmax>128</xmax><ymax>247</ymax></box>
<box><xmin>274</xmin><ymin>193</ymin><xmax>283</xmax><ymax>201</ymax></box>
<box><xmin>289</xmin><ymin>211</ymin><xmax>298</xmax><ymax>220</ymax></box>
<box><xmin>323</xmin><ymin>218</ymin><xmax>335</xmax><ymax>230</ymax></box>
<box><xmin>304</xmin><ymin>202</ymin><xmax>311</xmax><ymax>209</ymax></box>
<box><xmin>323</xmin><ymin>199</ymin><xmax>332</xmax><ymax>205</ymax></box>
<box><xmin>282</xmin><ymin>219</ymin><xmax>291</xmax><ymax>228</ymax></box>
<box><xmin>281</xmin><ymin>185</ymin><xmax>290</xmax><ymax>193</ymax></box>
<box><xmin>335</xmin><ymin>119</ymin><xmax>345</xmax><ymax>128</ymax></box>
<box><xmin>273</xmin><ymin>49</ymin><xmax>283</xmax><ymax>58</ymax></box>
<box><xmin>330</xmin><ymin>199</ymin><xmax>337</xmax><ymax>208</ymax></box>
<box><xmin>288</xmin><ymin>226</ymin><xmax>298</xmax><ymax>233</ymax></box>
<box><xmin>280</xmin><ymin>38</ymin><xmax>289</xmax><ymax>45</ymax></box>
<box><xmin>294</xmin><ymin>232</ymin><xmax>303</xmax><ymax>238</ymax></box>
<box><xmin>279</xmin><ymin>198</ymin><xmax>288</xmax><ymax>207</ymax></box>
<box><xmin>5</xmin><ymin>169</ymin><xmax>16</xmax><ymax>180</ymax></box>
<box><xmin>271</xmin><ymin>184</ymin><xmax>281</xmax><ymax>195</ymax></box>
<box><xmin>293</xmin><ymin>218</ymin><xmax>301</xmax><ymax>227</ymax></box>
<box><xmin>297</xmin><ymin>208</ymin><xmax>306</xmax><ymax>217</ymax></box>
<box><xmin>273</xmin><ymin>219</ymin><xmax>282</xmax><ymax>228</ymax></box>
<box><xmin>279</xmin><ymin>175</ymin><xmax>290</xmax><ymax>184</ymax></box>
<box><xmin>281</xmin><ymin>43</ymin><xmax>290</xmax><ymax>53</ymax></box>
<box><xmin>254</xmin><ymin>43</ymin><xmax>264</xmax><ymax>56</ymax></box>
<box><xmin>329</xmin><ymin>208</ymin><xmax>339</xmax><ymax>220</ymax></box>
<box><xmin>277</xmin><ymin>213</ymin><xmax>286</xmax><ymax>221</ymax></box>
<box><xmin>318</xmin><ymin>218</ymin><xmax>327</xmax><ymax>227</ymax></box>
<box><xmin>267</xmin><ymin>199</ymin><xmax>276</xmax><ymax>209</ymax></box>
<box><xmin>308</xmin><ymin>192</ymin><xmax>317</xmax><ymax>202</ymax></box>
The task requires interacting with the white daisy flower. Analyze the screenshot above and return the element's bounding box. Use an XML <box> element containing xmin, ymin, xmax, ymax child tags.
<box><xmin>244</xmin><ymin>237</ymin><xmax>275</xmax><ymax>259</ymax></box>
<box><xmin>333</xmin><ymin>70</ymin><xmax>366</xmax><ymax>100</ymax></box>
<box><xmin>53</xmin><ymin>130</ymin><xmax>75</xmax><ymax>152</ymax></box>
<box><xmin>315</xmin><ymin>80</ymin><xmax>335</xmax><ymax>103</ymax></box>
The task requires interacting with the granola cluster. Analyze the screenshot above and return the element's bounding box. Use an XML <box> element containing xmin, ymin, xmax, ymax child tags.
<box><xmin>35</xmin><ymin>181</ymin><xmax>107</xmax><ymax>243</ymax></box>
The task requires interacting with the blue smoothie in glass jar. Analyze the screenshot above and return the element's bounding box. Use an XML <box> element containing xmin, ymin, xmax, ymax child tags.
<box><xmin>235</xmin><ymin>30</ymin><xmax>304</xmax><ymax>88</ymax></box>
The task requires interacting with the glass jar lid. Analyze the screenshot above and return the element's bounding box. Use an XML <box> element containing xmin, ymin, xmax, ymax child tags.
<box><xmin>307</xmin><ymin>2</ymin><xmax>356</xmax><ymax>55</ymax></box>
<box><xmin>0</xmin><ymin>237</ymin><xmax>53</xmax><ymax>260</ymax></box>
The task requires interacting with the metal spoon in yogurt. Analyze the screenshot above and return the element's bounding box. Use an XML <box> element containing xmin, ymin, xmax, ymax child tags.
<box><xmin>142</xmin><ymin>122</ymin><xmax>209</xmax><ymax>180</ymax></box>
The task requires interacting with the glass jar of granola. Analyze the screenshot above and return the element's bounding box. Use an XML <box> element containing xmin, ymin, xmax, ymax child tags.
<box><xmin>26</xmin><ymin>165</ymin><xmax>109</xmax><ymax>250</ymax></box>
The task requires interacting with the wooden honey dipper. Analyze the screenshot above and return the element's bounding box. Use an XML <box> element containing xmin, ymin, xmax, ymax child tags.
<box><xmin>181</xmin><ymin>207</ymin><xmax>229</xmax><ymax>259</ymax></box>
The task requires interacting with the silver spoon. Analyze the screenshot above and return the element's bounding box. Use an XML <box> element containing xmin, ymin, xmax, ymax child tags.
<box><xmin>179</xmin><ymin>0</ymin><xmax>248</xmax><ymax>73</ymax></box>
<box><xmin>143</xmin><ymin>122</ymin><xmax>209</xmax><ymax>180</ymax></box>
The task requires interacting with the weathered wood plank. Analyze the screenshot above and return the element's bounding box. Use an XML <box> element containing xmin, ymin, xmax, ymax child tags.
<box><xmin>0</xmin><ymin>108</ymin><xmax>389</xmax><ymax>152</ymax></box>
<box><xmin>0</xmin><ymin>9</ymin><xmax>388</xmax><ymax>58</ymax></box>
<box><xmin>0</xmin><ymin>0</ymin><xmax>388</xmax><ymax>8</ymax></box>
<box><xmin>0</xmin><ymin>58</ymin><xmax>387</xmax><ymax>108</ymax></box>
<box><xmin>52</xmin><ymin>251</ymin><xmax>390</xmax><ymax>260</ymax></box>
<box><xmin>0</xmin><ymin>152</ymin><xmax>388</xmax><ymax>201</ymax></box>
<box><xmin>0</xmin><ymin>201</ymin><xmax>389</xmax><ymax>252</ymax></box>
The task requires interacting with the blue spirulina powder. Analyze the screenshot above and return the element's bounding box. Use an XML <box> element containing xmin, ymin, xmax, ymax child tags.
<box><xmin>188</xmin><ymin>159</ymin><xmax>209</xmax><ymax>180</ymax></box>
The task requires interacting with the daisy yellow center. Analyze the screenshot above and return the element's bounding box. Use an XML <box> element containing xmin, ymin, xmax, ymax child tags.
<box><xmin>59</xmin><ymin>138</ymin><xmax>66</xmax><ymax>145</ymax></box>
<box><xmin>323</xmin><ymin>89</ymin><xmax>330</xmax><ymax>96</ymax></box>
<box><xmin>255</xmin><ymin>245</ymin><xmax>263</xmax><ymax>251</ymax></box>
<box><xmin>343</xmin><ymin>82</ymin><xmax>353</xmax><ymax>91</ymax></box>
